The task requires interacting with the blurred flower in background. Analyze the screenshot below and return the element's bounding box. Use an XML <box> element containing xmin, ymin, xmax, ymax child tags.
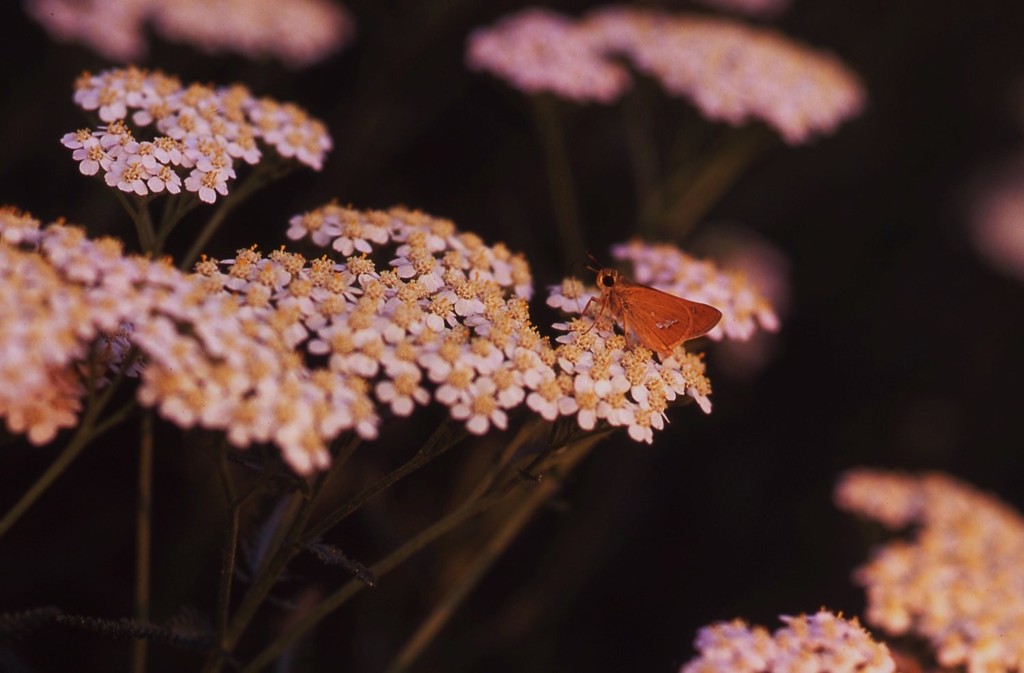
<box><xmin>690</xmin><ymin>223</ymin><xmax>790</xmax><ymax>379</ymax></box>
<box><xmin>837</xmin><ymin>469</ymin><xmax>1024</xmax><ymax>673</ymax></box>
<box><xmin>967</xmin><ymin>160</ymin><xmax>1024</xmax><ymax>283</ymax></box>
<box><xmin>467</xmin><ymin>6</ymin><xmax>865</xmax><ymax>144</ymax></box>
<box><xmin>24</xmin><ymin>0</ymin><xmax>354</xmax><ymax>67</ymax></box>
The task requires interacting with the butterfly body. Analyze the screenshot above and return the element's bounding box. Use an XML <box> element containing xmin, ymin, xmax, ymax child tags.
<box><xmin>587</xmin><ymin>267</ymin><xmax>722</xmax><ymax>358</ymax></box>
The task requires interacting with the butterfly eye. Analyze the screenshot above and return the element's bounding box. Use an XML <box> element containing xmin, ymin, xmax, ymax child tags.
<box><xmin>600</xmin><ymin>274</ymin><xmax>615</xmax><ymax>288</ymax></box>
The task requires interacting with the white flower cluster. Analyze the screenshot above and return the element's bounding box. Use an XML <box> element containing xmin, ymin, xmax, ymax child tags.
<box><xmin>287</xmin><ymin>204</ymin><xmax>723</xmax><ymax>445</ymax></box>
<box><xmin>25</xmin><ymin>0</ymin><xmax>354</xmax><ymax>68</ymax></box>
<box><xmin>467</xmin><ymin>6</ymin><xmax>865</xmax><ymax>144</ymax></box>
<box><xmin>61</xmin><ymin>67</ymin><xmax>332</xmax><ymax>203</ymax></box>
<box><xmin>0</xmin><ymin>208</ymin><xmax>371</xmax><ymax>473</ymax></box>
<box><xmin>837</xmin><ymin>469</ymin><xmax>1024</xmax><ymax>673</ymax></box>
<box><xmin>541</xmin><ymin>239</ymin><xmax>784</xmax><ymax>440</ymax></box>
<box><xmin>681</xmin><ymin>611</ymin><xmax>896</xmax><ymax>673</ymax></box>
<box><xmin>1</xmin><ymin>203</ymin><xmax>770</xmax><ymax>471</ymax></box>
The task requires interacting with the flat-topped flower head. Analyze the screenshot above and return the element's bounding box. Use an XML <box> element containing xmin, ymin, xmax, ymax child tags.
<box><xmin>680</xmin><ymin>611</ymin><xmax>896</xmax><ymax>673</ymax></box>
<box><xmin>26</xmin><ymin>0</ymin><xmax>354</xmax><ymax>68</ymax></box>
<box><xmin>61</xmin><ymin>67</ymin><xmax>332</xmax><ymax>203</ymax></box>
<box><xmin>287</xmin><ymin>203</ymin><xmax>545</xmax><ymax>437</ymax></box>
<box><xmin>0</xmin><ymin>207</ymin><xmax>373</xmax><ymax>474</ymax></box>
<box><xmin>837</xmin><ymin>469</ymin><xmax>1024</xmax><ymax>673</ymax></box>
<box><xmin>289</xmin><ymin>204</ymin><xmax>725</xmax><ymax>444</ymax></box>
<box><xmin>466</xmin><ymin>6</ymin><xmax>865</xmax><ymax>143</ymax></box>
<box><xmin>587</xmin><ymin>7</ymin><xmax>865</xmax><ymax>143</ymax></box>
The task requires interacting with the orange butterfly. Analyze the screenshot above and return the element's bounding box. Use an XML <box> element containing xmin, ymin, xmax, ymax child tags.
<box><xmin>584</xmin><ymin>264</ymin><xmax>722</xmax><ymax>359</ymax></box>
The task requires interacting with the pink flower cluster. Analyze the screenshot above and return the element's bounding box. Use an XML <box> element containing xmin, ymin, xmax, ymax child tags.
<box><xmin>61</xmin><ymin>67</ymin><xmax>332</xmax><ymax>203</ymax></box>
<box><xmin>24</xmin><ymin>0</ymin><xmax>354</xmax><ymax>68</ymax></box>
<box><xmin>467</xmin><ymin>6</ymin><xmax>865</xmax><ymax>144</ymax></box>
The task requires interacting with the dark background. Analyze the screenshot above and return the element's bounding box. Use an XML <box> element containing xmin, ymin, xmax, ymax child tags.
<box><xmin>2</xmin><ymin>0</ymin><xmax>1024</xmax><ymax>671</ymax></box>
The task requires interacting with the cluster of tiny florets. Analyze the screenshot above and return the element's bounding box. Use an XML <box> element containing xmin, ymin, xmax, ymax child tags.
<box><xmin>543</xmin><ymin>240</ymin><xmax>779</xmax><ymax>439</ymax></box>
<box><xmin>25</xmin><ymin>0</ymin><xmax>354</xmax><ymax>67</ymax></box>
<box><xmin>61</xmin><ymin>66</ymin><xmax>332</xmax><ymax>203</ymax></box>
<box><xmin>0</xmin><ymin>207</ymin><xmax>369</xmax><ymax>474</ymax></box>
<box><xmin>287</xmin><ymin>204</ymin><xmax>723</xmax><ymax>444</ymax></box>
<box><xmin>0</xmin><ymin>210</ymin><xmax>96</xmax><ymax>444</ymax></box>
<box><xmin>467</xmin><ymin>6</ymin><xmax>865</xmax><ymax>144</ymax></box>
<box><xmin>837</xmin><ymin>469</ymin><xmax>1024</xmax><ymax>673</ymax></box>
<box><xmin>1</xmin><ymin>202</ymin><xmax>754</xmax><ymax>469</ymax></box>
<box><xmin>680</xmin><ymin>610</ymin><xmax>896</xmax><ymax>673</ymax></box>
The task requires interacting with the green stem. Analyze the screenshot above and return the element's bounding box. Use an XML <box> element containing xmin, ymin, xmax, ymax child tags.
<box><xmin>241</xmin><ymin>429</ymin><xmax>607</xmax><ymax>673</ymax></box>
<box><xmin>530</xmin><ymin>95</ymin><xmax>585</xmax><ymax>267</ymax></box>
<box><xmin>240</xmin><ymin>487</ymin><xmax>517</xmax><ymax>673</ymax></box>
<box><xmin>179</xmin><ymin>162</ymin><xmax>294</xmax><ymax>270</ymax></box>
<box><xmin>213</xmin><ymin>448</ymin><xmax>239</xmax><ymax>651</ymax></box>
<box><xmin>383</xmin><ymin>434</ymin><xmax>602</xmax><ymax>673</ymax></box>
<box><xmin>153</xmin><ymin>193</ymin><xmax>200</xmax><ymax>254</ymax></box>
<box><xmin>654</xmin><ymin>126</ymin><xmax>774</xmax><ymax>242</ymax></box>
<box><xmin>113</xmin><ymin>191</ymin><xmax>157</xmax><ymax>253</ymax></box>
<box><xmin>621</xmin><ymin>87</ymin><xmax>661</xmax><ymax>238</ymax></box>
<box><xmin>205</xmin><ymin>435</ymin><xmax>363</xmax><ymax>672</ymax></box>
<box><xmin>300</xmin><ymin>420</ymin><xmax>467</xmax><ymax>546</ymax></box>
<box><xmin>131</xmin><ymin>409</ymin><xmax>154</xmax><ymax>673</ymax></box>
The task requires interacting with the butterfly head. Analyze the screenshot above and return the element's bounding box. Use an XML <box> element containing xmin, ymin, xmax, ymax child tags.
<box><xmin>596</xmin><ymin>268</ymin><xmax>619</xmax><ymax>290</ymax></box>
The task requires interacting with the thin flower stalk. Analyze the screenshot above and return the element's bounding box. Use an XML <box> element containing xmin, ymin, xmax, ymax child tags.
<box><xmin>131</xmin><ymin>409</ymin><xmax>154</xmax><ymax>673</ymax></box>
<box><xmin>384</xmin><ymin>432</ymin><xmax>607</xmax><ymax>673</ymax></box>
<box><xmin>239</xmin><ymin>432</ymin><xmax>600</xmax><ymax>673</ymax></box>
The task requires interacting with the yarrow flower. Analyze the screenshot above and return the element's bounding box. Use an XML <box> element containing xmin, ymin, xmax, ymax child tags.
<box><xmin>0</xmin><ymin>207</ymin><xmax>368</xmax><ymax>474</ymax></box>
<box><xmin>288</xmin><ymin>204</ymin><xmax>766</xmax><ymax>444</ymax></box>
<box><xmin>1</xmin><ymin>201</ymin><xmax>774</xmax><ymax>469</ymax></box>
<box><xmin>542</xmin><ymin>240</ymin><xmax>778</xmax><ymax>437</ymax></box>
<box><xmin>24</xmin><ymin>0</ymin><xmax>354</xmax><ymax>68</ymax></box>
<box><xmin>467</xmin><ymin>6</ymin><xmax>865</xmax><ymax>144</ymax></box>
<box><xmin>836</xmin><ymin>469</ymin><xmax>1024</xmax><ymax>673</ymax></box>
<box><xmin>61</xmin><ymin>67</ymin><xmax>332</xmax><ymax>203</ymax></box>
<box><xmin>680</xmin><ymin>610</ymin><xmax>896</xmax><ymax>673</ymax></box>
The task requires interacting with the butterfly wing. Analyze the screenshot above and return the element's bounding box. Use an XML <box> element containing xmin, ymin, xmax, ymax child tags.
<box><xmin>616</xmin><ymin>280</ymin><xmax>722</xmax><ymax>357</ymax></box>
